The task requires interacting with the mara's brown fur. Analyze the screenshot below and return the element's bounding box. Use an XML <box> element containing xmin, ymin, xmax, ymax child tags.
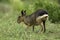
<box><xmin>17</xmin><ymin>9</ymin><xmax>48</xmax><ymax>33</ymax></box>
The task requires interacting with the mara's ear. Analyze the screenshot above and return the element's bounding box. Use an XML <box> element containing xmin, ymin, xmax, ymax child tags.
<box><xmin>21</xmin><ymin>10</ymin><xmax>24</xmax><ymax>16</ymax></box>
<box><xmin>24</xmin><ymin>10</ymin><xmax>26</xmax><ymax>13</ymax></box>
<box><xmin>21</xmin><ymin>10</ymin><xmax>26</xmax><ymax>16</ymax></box>
<box><xmin>24</xmin><ymin>10</ymin><xmax>26</xmax><ymax>15</ymax></box>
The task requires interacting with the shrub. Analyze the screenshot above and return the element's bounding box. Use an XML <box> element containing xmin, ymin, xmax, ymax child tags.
<box><xmin>34</xmin><ymin>0</ymin><xmax>60</xmax><ymax>23</ymax></box>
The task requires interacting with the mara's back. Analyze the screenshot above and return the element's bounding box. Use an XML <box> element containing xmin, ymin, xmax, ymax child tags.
<box><xmin>30</xmin><ymin>9</ymin><xmax>48</xmax><ymax>21</ymax></box>
<box><xmin>32</xmin><ymin>9</ymin><xmax>48</xmax><ymax>17</ymax></box>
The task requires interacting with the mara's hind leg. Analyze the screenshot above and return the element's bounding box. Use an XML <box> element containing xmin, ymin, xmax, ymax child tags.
<box><xmin>40</xmin><ymin>22</ymin><xmax>43</xmax><ymax>33</ymax></box>
<box><xmin>42</xmin><ymin>21</ymin><xmax>46</xmax><ymax>33</ymax></box>
<box><xmin>40</xmin><ymin>20</ymin><xmax>46</xmax><ymax>33</ymax></box>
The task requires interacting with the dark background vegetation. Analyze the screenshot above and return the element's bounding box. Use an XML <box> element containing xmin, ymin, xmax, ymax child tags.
<box><xmin>0</xmin><ymin>0</ymin><xmax>60</xmax><ymax>23</ymax></box>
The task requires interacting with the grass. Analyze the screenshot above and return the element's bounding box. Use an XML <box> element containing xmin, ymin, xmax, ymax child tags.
<box><xmin>0</xmin><ymin>3</ymin><xmax>60</xmax><ymax>40</ymax></box>
<box><xmin>0</xmin><ymin>11</ymin><xmax>60</xmax><ymax>40</ymax></box>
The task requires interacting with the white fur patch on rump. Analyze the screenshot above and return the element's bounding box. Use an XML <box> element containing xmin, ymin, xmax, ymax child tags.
<box><xmin>36</xmin><ymin>14</ymin><xmax>48</xmax><ymax>23</ymax></box>
<box><xmin>40</xmin><ymin>14</ymin><xmax>48</xmax><ymax>19</ymax></box>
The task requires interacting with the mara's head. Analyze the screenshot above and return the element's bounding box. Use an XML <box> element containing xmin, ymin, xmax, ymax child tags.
<box><xmin>17</xmin><ymin>10</ymin><xmax>26</xmax><ymax>24</ymax></box>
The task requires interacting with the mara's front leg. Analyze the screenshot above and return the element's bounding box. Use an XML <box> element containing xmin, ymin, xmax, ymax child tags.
<box><xmin>25</xmin><ymin>25</ymin><xmax>30</xmax><ymax>31</ymax></box>
<box><xmin>43</xmin><ymin>21</ymin><xmax>46</xmax><ymax>32</ymax></box>
<box><xmin>32</xmin><ymin>25</ymin><xmax>34</xmax><ymax>31</ymax></box>
<box><xmin>25</xmin><ymin>25</ymin><xmax>35</xmax><ymax>32</ymax></box>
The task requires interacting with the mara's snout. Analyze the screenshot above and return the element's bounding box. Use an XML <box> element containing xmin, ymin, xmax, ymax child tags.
<box><xmin>17</xmin><ymin>16</ymin><xmax>21</xmax><ymax>24</ymax></box>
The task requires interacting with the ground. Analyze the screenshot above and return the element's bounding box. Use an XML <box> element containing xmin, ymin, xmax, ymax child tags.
<box><xmin>0</xmin><ymin>12</ymin><xmax>60</xmax><ymax>40</ymax></box>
